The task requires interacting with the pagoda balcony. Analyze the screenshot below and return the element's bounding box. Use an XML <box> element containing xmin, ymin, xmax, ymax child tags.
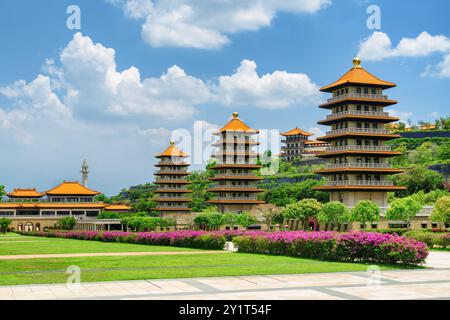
<box><xmin>327</xmin><ymin>93</ymin><xmax>390</xmax><ymax>104</ymax></box>
<box><xmin>213</xmin><ymin>196</ymin><xmax>260</xmax><ymax>201</ymax></box>
<box><xmin>324</xmin><ymin>180</ymin><xmax>394</xmax><ymax>187</ymax></box>
<box><xmin>155</xmin><ymin>188</ymin><xmax>192</xmax><ymax>192</ymax></box>
<box><xmin>155</xmin><ymin>170</ymin><xmax>189</xmax><ymax>175</ymax></box>
<box><xmin>210</xmin><ymin>184</ymin><xmax>260</xmax><ymax>189</ymax></box>
<box><xmin>156</xmin><ymin>206</ymin><xmax>191</xmax><ymax>210</ymax></box>
<box><xmin>154</xmin><ymin>178</ymin><xmax>189</xmax><ymax>183</ymax></box>
<box><xmin>212</xmin><ymin>151</ymin><xmax>257</xmax><ymax>157</ymax></box>
<box><xmin>326</xmin><ymin>128</ymin><xmax>391</xmax><ymax>136</ymax></box>
<box><xmin>326</xmin><ymin>163</ymin><xmax>393</xmax><ymax>169</ymax></box>
<box><xmin>216</xmin><ymin>160</ymin><xmax>258</xmax><ymax>165</ymax></box>
<box><xmin>214</xmin><ymin>173</ymin><xmax>259</xmax><ymax>177</ymax></box>
<box><xmin>326</xmin><ymin>110</ymin><xmax>390</xmax><ymax>120</ymax></box>
<box><xmin>155</xmin><ymin>161</ymin><xmax>189</xmax><ymax>167</ymax></box>
<box><xmin>325</xmin><ymin>145</ymin><xmax>392</xmax><ymax>152</ymax></box>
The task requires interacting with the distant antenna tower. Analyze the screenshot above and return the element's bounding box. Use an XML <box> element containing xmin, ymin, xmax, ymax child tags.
<box><xmin>81</xmin><ymin>159</ymin><xmax>89</xmax><ymax>187</ymax></box>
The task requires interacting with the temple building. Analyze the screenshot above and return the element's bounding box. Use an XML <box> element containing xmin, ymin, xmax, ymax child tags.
<box><xmin>280</xmin><ymin>127</ymin><xmax>329</xmax><ymax>161</ymax></box>
<box><xmin>208</xmin><ymin>112</ymin><xmax>265</xmax><ymax>213</ymax></box>
<box><xmin>313</xmin><ymin>57</ymin><xmax>406</xmax><ymax>208</ymax></box>
<box><xmin>154</xmin><ymin>141</ymin><xmax>192</xmax><ymax>217</ymax></box>
<box><xmin>0</xmin><ymin>161</ymin><xmax>131</xmax><ymax>231</ymax></box>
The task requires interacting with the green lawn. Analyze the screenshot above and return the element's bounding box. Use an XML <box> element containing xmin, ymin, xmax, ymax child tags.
<box><xmin>0</xmin><ymin>233</ymin><xmax>412</xmax><ymax>286</ymax></box>
<box><xmin>0</xmin><ymin>234</ymin><xmax>196</xmax><ymax>255</ymax></box>
<box><xmin>0</xmin><ymin>253</ymin><xmax>408</xmax><ymax>286</ymax></box>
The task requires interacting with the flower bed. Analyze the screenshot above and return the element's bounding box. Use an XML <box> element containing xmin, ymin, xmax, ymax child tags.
<box><xmin>233</xmin><ymin>231</ymin><xmax>429</xmax><ymax>265</ymax></box>
<box><xmin>18</xmin><ymin>230</ymin><xmax>429</xmax><ymax>265</ymax></box>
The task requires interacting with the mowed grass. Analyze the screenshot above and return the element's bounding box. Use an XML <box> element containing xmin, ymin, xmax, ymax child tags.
<box><xmin>0</xmin><ymin>234</ymin><xmax>196</xmax><ymax>255</ymax></box>
<box><xmin>0</xmin><ymin>233</ymin><xmax>412</xmax><ymax>286</ymax></box>
<box><xmin>0</xmin><ymin>253</ymin><xmax>407</xmax><ymax>286</ymax></box>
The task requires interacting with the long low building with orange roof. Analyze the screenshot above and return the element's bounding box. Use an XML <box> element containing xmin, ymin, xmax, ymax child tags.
<box><xmin>0</xmin><ymin>180</ymin><xmax>131</xmax><ymax>232</ymax></box>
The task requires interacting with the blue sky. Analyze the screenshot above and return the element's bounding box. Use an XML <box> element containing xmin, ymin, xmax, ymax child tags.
<box><xmin>0</xmin><ymin>0</ymin><xmax>449</xmax><ymax>195</ymax></box>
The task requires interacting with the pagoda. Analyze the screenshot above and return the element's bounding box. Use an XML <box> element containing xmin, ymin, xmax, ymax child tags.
<box><xmin>313</xmin><ymin>57</ymin><xmax>406</xmax><ymax>208</ymax></box>
<box><xmin>208</xmin><ymin>112</ymin><xmax>265</xmax><ymax>213</ymax></box>
<box><xmin>280</xmin><ymin>127</ymin><xmax>314</xmax><ymax>161</ymax></box>
<box><xmin>154</xmin><ymin>141</ymin><xmax>192</xmax><ymax>216</ymax></box>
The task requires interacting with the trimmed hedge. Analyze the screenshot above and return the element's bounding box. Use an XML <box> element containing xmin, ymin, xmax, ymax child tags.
<box><xmin>233</xmin><ymin>231</ymin><xmax>428</xmax><ymax>265</ymax></box>
<box><xmin>18</xmin><ymin>231</ymin><xmax>226</xmax><ymax>250</ymax></box>
<box><xmin>404</xmin><ymin>231</ymin><xmax>450</xmax><ymax>248</ymax></box>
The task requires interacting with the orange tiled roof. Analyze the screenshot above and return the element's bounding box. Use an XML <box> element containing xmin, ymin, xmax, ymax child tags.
<box><xmin>0</xmin><ymin>203</ymin><xmax>107</xmax><ymax>209</ymax></box>
<box><xmin>305</xmin><ymin>140</ymin><xmax>328</xmax><ymax>145</ymax></box>
<box><xmin>281</xmin><ymin>127</ymin><xmax>313</xmax><ymax>137</ymax></box>
<box><xmin>215</xmin><ymin>112</ymin><xmax>259</xmax><ymax>134</ymax></box>
<box><xmin>45</xmin><ymin>181</ymin><xmax>101</xmax><ymax>196</ymax></box>
<box><xmin>320</xmin><ymin>57</ymin><xmax>396</xmax><ymax>92</ymax></box>
<box><xmin>104</xmin><ymin>204</ymin><xmax>131</xmax><ymax>211</ymax></box>
<box><xmin>7</xmin><ymin>188</ymin><xmax>44</xmax><ymax>198</ymax></box>
<box><xmin>156</xmin><ymin>141</ymin><xmax>189</xmax><ymax>158</ymax></box>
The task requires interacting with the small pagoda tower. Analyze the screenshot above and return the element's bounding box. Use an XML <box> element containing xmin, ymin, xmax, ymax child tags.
<box><xmin>207</xmin><ymin>112</ymin><xmax>265</xmax><ymax>213</ymax></box>
<box><xmin>280</xmin><ymin>127</ymin><xmax>314</xmax><ymax>161</ymax></box>
<box><xmin>154</xmin><ymin>141</ymin><xmax>192</xmax><ymax>216</ymax></box>
<box><xmin>313</xmin><ymin>57</ymin><xmax>406</xmax><ymax>208</ymax></box>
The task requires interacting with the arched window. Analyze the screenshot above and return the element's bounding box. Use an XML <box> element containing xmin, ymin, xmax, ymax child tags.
<box><xmin>24</xmin><ymin>222</ymin><xmax>34</xmax><ymax>232</ymax></box>
<box><xmin>35</xmin><ymin>223</ymin><xmax>41</xmax><ymax>232</ymax></box>
<box><xmin>18</xmin><ymin>224</ymin><xmax>23</xmax><ymax>231</ymax></box>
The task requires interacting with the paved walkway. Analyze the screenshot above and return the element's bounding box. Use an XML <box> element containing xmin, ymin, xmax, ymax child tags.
<box><xmin>0</xmin><ymin>250</ymin><xmax>229</xmax><ymax>260</ymax></box>
<box><xmin>1</xmin><ymin>251</ymin><xmax>449</xmax><ymax>300</ymax></box>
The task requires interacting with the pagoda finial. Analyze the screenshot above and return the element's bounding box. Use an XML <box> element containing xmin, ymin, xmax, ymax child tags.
<box><xmin>170</xmin><ymin>139</ymin><xmax>175</xmax><ymax>146</ymax></box>
<box><xmin>232</xmin><ymin>112</ymin><xmax>239</xmax><ymax>119</ymax></box>
<box><xmin>353</xmin><ymin>56</ymin><xmax>362</xmax><ymax>68</ymax></box>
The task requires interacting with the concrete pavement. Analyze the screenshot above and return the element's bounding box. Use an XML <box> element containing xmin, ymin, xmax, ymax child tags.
<box><xmin>0</xmin><ymin>251</ymin><xmax>449</xmax><ymax>300</ymax></box>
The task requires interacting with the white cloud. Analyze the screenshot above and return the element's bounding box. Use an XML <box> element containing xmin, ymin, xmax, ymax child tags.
<box><xmin>109</xmin><ymin>0</ymin><xmax>331</xmax><ymax>49</ymax></box>
<box><xmin>358</xmin><ymin>31</ymin><xmax>450</xmax><ymax>78</ymax></box>
<box><xmin>0</xmin><ymin>32</ymin><xmax>322</xmax><ymax>193</ymax></box>
<box><xmin>215</xmin><ymin>59</ymin><xmax>321</xmax><ymax>109</ymax></box>
<box><xmin>358</xmin><ymin>31</ymin><xmax>450</xmax><ymax>61</ymax></box>
<box><xmin>308</xmin><ymin>126</ymin><xmax>325</xmax><ymax>139</ymax></box>
<box><xmin>60</xmin><ymin>32</ymin><xmax>209</xmax><ymax>120</ymax></box>
<box><xmin>387</xmin><ymin>109</ymin><xmax>413</xmax><ymax>123</ymax></box>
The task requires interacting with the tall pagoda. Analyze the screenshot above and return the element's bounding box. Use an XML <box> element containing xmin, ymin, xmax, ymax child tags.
<box><xmin>313</xmin><ymin>57</ymin><xmax>406</xmax><ymax>208</ymax></box>
<box><xmin>208</xmin><ymin>112</ymin><xmax>265</xmax><ymax>213</ymax></box>
<box><xmin>154</xmin><ymin>141</ymin><xmax>192</xmax><ymax>216</ymax></box>
<box><xmin>280</xmin><ymin>127</ymin><xmax>314</xmax><ymax>161</ymax></box>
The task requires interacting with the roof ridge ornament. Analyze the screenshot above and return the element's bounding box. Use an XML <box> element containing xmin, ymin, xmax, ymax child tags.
<box><xmin>232</xmin><ymin>112</ymin><xmax>239</xmax><ymax>119</ymax></box>
<box><xmin>353</xmin><ymin>56</ymin><xmax>362</xmax><ymax>68</ymax></box>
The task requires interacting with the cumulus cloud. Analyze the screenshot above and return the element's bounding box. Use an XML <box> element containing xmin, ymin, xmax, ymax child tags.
<box><xmin>215</xmin><ymin>59</ymin><xmax>321</xmax><ymax>109</ymax></box>
<box><xmin>387</xmin><ymin>109</ymin><xmax>413</xmax><ymax>123</ymax></box>
<box><xmin>0</xmin><ymin>32</ymin><xmax>322</xmax><ymax>193</ymax></box>
<box><xmin>108</xmin><ymin>0</ymin><xmax>331</xmax><ymax>49</ymax></box>
<box><xmin>358</xmin><ymin>31</ymin><xmax>450</xmax><ymax>78</ymax></box>
<box><xmin>308</xmin><ymin>126</ymin><xmax>325</xmax><ymax>140</ymax></box>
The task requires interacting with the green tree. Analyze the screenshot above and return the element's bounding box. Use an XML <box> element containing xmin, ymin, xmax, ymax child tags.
<box><xmin>391</xmin><ymin>166</ymin><xmax>444</xmax><ymax>197</ymax></box>
<box><xmin>408</xmin><ymin>142</ymin><xmax>438</xmax><ymax>165</ymax></box>
<box><xmin>350</xmin><ymin>200</ymin><xmax>380</xmax><ymax>229</ymax></box>
<box><xmin>262</xmin><ymin>179</ymin><xmax>329</xmax><ymax>206</ymax></box>
<box><xmin>0</xmin><ymin>218</ymin><xmax>12</xmax><ymax>234</ymax></box>
<box><xmin>188</xmin><ymin>170</ymin><xmax>215</xmax><ymax>212</ymax></box>
<box><xmin>283</xmin><ymin>198</ymin><xmax>323</xmax><ymax>230</ymax></box>
<box><xmin>431</xmin><ymin>196</ymin><xmax>450</xmax><ymax>225</ymax></box>
<box><xmin>438</xmin><ymin>143</ymin><xmax>450</xmax><ymax>161</ymax></box>
<box><xmin>251</xmin><ymin>204</ymin><xmax>284</xmax><ymax>229</ymax></box>
<box><xmin>56</xmin><ymin>216</ymin><xmax>77</xmax><ymax>230</ymax></box>
<box><xmin>318</xmin><ymin>202</ymin><xmax>349</xmax><ymax>230</ymax></box>
<box><xmin>387</xmin><ymin>197</ymin><xmax>422</xmax><ymax>227</ymax></box>
<box><xmin>0</xmin><ymin>185</ymin><xmax>5</xmax><ymax>198</ymax></box>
